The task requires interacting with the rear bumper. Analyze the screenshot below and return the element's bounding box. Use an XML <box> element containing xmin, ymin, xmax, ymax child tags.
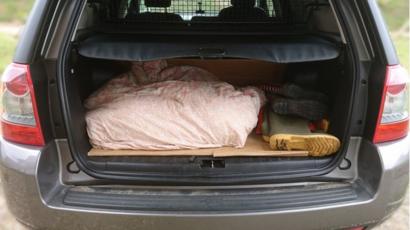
<box><xmin>0</xmin><ymin>136</ymin><xmax>408</xmax><ymax>230</ymax></box>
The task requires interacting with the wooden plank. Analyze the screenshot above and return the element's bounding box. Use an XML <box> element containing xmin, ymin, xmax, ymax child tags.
<box><xmin>212</xmin><ymin>133</ymin><xmax>308</xmax><ymax>157</ymax></box>
<box><xmin>88</xmin><ymin>134</ymin><xmax>309</xmax><ymax>157</ymax></box>
<box><xmin>88</xmin><ymin>148</ymin><xmax>215</xmax><ymax>157</ymax></box>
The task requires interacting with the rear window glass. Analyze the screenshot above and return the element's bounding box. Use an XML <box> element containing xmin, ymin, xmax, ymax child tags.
<box><xmin>91</xmin><ymin>0</ymin><xmax>330</xmax><ymax>27</ymax></box>
<box><xmin>139</xmin><ymin>0</ymin><xmax>276</xmax><ymax>21</ymax></box>
<box><xmin>87</xmin><ymin>0</ymin><xmax>330</xmax><ymax>34</ymax></box>
<box><xmin>139</xmin><ymin>0</ymin><xmax>232</xmax><ymax>20</ymax></box>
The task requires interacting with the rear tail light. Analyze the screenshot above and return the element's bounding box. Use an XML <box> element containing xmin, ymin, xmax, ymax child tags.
<box><xmin>1</xmin><ymin>63</ymin><xmax>44</xmax><ymax>146</ymax></box>
<box><xmin>373</xmin><ymin>65</ymin><xmax>409</xmax><ymax>143</ymax></box>
<box><xmin>347</xmin><ymin>227</ymin><xmax>365</xmax><ymax>230</ymax></box>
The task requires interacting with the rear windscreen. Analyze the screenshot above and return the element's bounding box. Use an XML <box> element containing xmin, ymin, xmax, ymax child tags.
<box><xmin>93</xmin><ymin>0</ymin><xmax>329</xmax><ymax>24</ymax></box>
<box><xmin>136</xmin><ymin>0</ymin><xmax>279</xmax><ymax>20</ymax></box>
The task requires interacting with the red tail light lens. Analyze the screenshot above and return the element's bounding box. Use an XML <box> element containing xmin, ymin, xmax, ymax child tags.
<box><xmin>4</xmin><ymin>66</ymin><xmax>29</xmax><ymax>96</ymax></box>
<box><xmin>1</xmin><ymin>63</ymin><xmax>44</xmax><ymax>146</ymax></box>
<box><xmin>374</xmin><ymin>65</ymin><xmax>409</xmax><ymax>143</ymax></box>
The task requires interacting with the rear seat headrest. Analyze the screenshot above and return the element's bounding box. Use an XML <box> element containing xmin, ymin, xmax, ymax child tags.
<box><xmin>231</xmin><ymin>0</ymin><xmax>256</xmax><ymax>8</ymax></box>
<box><xmin>145</xmin><ymin>0</ymin><xmax>171</xmax><ymax>8</ymax></box>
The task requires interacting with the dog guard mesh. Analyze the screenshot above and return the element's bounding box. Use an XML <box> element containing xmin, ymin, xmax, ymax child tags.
<box><xmin>95</xmin><ymin>0</ymin><xmax>330</xmax><ymax>24</ymax></box>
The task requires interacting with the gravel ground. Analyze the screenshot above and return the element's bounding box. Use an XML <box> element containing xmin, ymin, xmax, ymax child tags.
<box><xmin>0</xmin><ymin>180</ymin><xmax>408</xmax><ymax>229</ymax></box>
<box><xmin>0</xmin><ymin>181</ymin><xmax>29</xmax><ymax>230</ymax></box>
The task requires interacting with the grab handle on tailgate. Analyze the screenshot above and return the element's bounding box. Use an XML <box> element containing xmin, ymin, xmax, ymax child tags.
<box><xmin>198</xmin><ymin>48</ymin><xmax>226</xmax><ymax>59</ymax></box>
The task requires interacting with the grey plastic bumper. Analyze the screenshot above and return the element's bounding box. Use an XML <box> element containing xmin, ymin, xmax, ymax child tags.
<box><xmin>0</xmin><ymin>136</ymin><xmax>408</xmax><ymax>230</ymax></box>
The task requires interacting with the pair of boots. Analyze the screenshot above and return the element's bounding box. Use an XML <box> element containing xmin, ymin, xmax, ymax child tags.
<box><xmin>260</xmin><ymin>84</ymin><xmax>340</xmax><ymax>157</ymax></box>
<box><xmin>260</xmin><ymin>83</ymin><xmax>328</xmax><ymax>121</ymax></box>
<box><xmin>261</xmin><ymin>110</ymin><xmax>340</xmax><ymax>157</ymax></box>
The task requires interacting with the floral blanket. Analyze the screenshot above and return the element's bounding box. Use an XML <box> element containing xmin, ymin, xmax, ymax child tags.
<box><xmin>85</xmin><ymin>60</ymin><xmax>266</xmax><ymax>150</ymax></box>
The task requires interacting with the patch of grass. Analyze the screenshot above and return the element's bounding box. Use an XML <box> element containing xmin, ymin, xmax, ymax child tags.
<box><xmin>0</xmin><ymin>0</ymin><xmax>34</xmax><ymax>23</ymax></box>
<box><xmin>378</xmin><ymin>0</ymin><xmax>409</xmax><ymax>69</ymax></box>
<box><xmin>0</xmin><ymin>33</ymin><xmax>17</xmax><ymax>73</ymax></box>
<box><xmin>378</xmin><ymin>0</ymin><xmax>409</xmax><ymax>31</ymax></box>
<box><xmin>393</xmin><ymin>35</ymin><xmax>410</xmax><ymax>69</ymax></box>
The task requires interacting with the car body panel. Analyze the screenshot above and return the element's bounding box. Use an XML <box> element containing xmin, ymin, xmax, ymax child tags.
<box><xmin>1</xmin><ymin>0</ymin><xmax>409</xmax><ymax>229</ymax></box>
<box><xmin>1</xmin><ymin>136</ymin><xmax>409</xmax><ymax>230</ymax></box>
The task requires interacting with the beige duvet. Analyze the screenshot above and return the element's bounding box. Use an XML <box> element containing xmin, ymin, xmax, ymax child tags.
<box><xmin>85</xmin><ymin>60</ymin><xmax>266</xmax><ymax>150</ymax></box>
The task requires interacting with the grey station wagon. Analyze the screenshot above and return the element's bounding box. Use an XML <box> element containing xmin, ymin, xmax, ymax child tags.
<box><xmin>0</xmin><ymin>0</ymin><xmax>409</xmax><ymax>229</ymax></box>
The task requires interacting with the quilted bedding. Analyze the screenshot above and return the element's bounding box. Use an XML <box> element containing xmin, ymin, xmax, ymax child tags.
<box><xmin>85</xmin><ymin>60</ymin><xmax>266</xmax><ymax>150</ymax></box>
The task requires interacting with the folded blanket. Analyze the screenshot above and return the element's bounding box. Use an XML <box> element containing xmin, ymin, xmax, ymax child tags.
<box><xmin>85</xmin><ymin>60</ymin><xmax>218</xmax><ymax>110</ymax></box>
<box><xmin>85</xmin><ymin>60</ymin><xmax>266</xmax><ymax>150</ymax></box>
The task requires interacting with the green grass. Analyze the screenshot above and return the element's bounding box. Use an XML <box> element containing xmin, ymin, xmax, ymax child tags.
<box><xmin>0</xmin><ymin>0</ymin><xmax>34</xmax><ymax>23</ymax></box>
<box><xmin>378</xmin><ymin>0</ymin><xmax>409</xmax><ymax>31</ymax></box>
<box><xmin>0</xmin><ymin>33</ymin><xmax>17</xmax><ymax>73</ymax></box>
<box><xmin>378</xmin><ymin>0</ymin><xmax>409</xmax><ymax>69</ymax></box>
<box><xmin>393</xmin><ymin>35</ymin><xmax>410</xmax><ymax>69</ymax></box>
